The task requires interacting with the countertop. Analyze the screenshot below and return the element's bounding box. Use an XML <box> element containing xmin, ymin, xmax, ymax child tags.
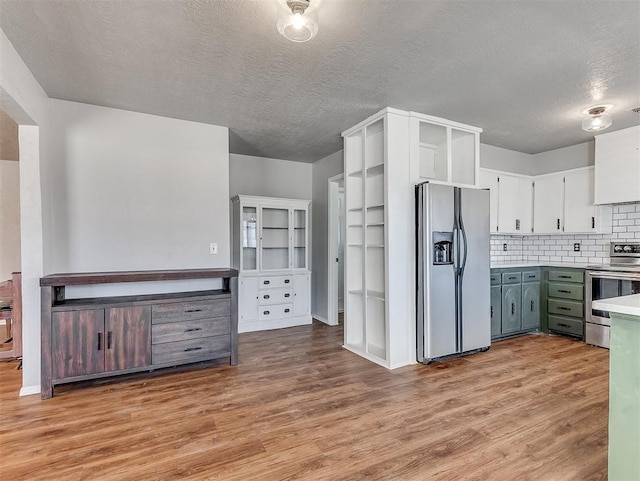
<box><xmin>593</xmin><ymin>294</ymin><xmax>640</xmax><ymax>317</ymax></box>
<box><xmin>490</xmin><ymin>261</ymin><xmax>589</xmax><ymax>269</ymax></box>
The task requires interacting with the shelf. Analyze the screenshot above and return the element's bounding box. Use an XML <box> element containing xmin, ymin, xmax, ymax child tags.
<box><xmin>367</xmin><ymin>244</ymin><xmax>385</xmax><ymax>248</ymax></box>
<box><xmin>348</xmin><ymin>244</ymin><xmax>363</xmax><ymax>248</ymax></box>
<box><xmin>348</xmin><ymin>289</ymin><xmax>363</xmax><ymax>295</ymax></box>
<box><xmin>367</xmin><ymin>343</ymin><xmax>386</xmax><ymax>360</ymax></box>
<box><xmin>347</xmin><ymin>170</ymin><xmax>363</xmax><ymax>178</ymax></box>
<box><xmin>366</xmin><ymin>223</ymin><xmax>384</xmax><ymax>227</ymax></box>
<box><xmin>348</xmin><ymin>207</ymin><xmax>363</xmax><ymax>212</ymax></box>
<box><xmin>366</xmin><ymin>163</ymin><xmax>385</xmax><ymax>176</ymax></box>
<box><xmin>262</xmin><ymin>226</ymin><xmax>288</xmax><ymax>229</ymax></box>
<box><xmin>294</xmin><ymin>227</ymin><xmax>306</xmax><ymax>229</ymax></box>
<box><xmin>348</xmin><ymin>224</ymin><xmax>363</xmax><ymax>228</ymax></box>
<box><xmin>366</xmin><ymin>290</ymin><xmax>385</xmax><ymax>300</ymax></box>
<box><xmin>366</xmin><ymin>204</ymin><xmax>384</xmax><ymax>210</ymax></box>
<box><xmin>263</xmin><ymin>246</ymin><xmax>289</xmax><ymax>249</ymax></box>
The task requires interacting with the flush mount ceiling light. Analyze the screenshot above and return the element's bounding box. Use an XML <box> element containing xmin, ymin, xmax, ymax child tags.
<box><xmin>278</xmin><ymin>0</ymin><xmax>318</xmax><ymax>42</ymax></box>
<box><xmin>581</xmin><ymin>105</ymin><xmax>613</xmax><ymax>133</ymax></box>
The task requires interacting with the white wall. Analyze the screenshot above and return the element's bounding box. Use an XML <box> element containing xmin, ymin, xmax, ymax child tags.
<box><xmin>530</xmin><ymin>141</ymin><xmax>593</xmax><ymax>175</ymax></box>
<box><xmin>0</xmin><ymin>27</ymin><xmax>48</xmax><ymax>396</ymax></box>
<box><xmin>0</xmin><ymin>160</ymin><xmax>20</xmax><ymax>280</ymax></box>
<box><xmin>480</xmin><ymin>144</ymin><xmax>535</xmax><ymax>175</ymax></box>
<box><xmin>229</xmin><ymin>153</ymin><xmax>312</xmax><ymax>200</ymax></box>
<box><xmin>311</xmin><ymin>149</ymin><xmax>344</xmax><ymax>321</ymax></box>
<box><xmin>45</xmin><ymin>100</ymin><xmax>230</xmax><ymax>296</ymax></box>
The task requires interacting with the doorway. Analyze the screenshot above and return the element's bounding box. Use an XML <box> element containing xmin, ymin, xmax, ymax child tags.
<box><xmin>327</xmin><ymin>174</ymin><xmax>345</xmax><ymax>326</ymax></box>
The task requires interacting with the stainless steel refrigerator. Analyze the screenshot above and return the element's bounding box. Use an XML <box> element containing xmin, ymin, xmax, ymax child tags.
<box><xmin>416</xmin><ymin>182</ymin><xmax>491</xmax><ymax>363</ymax></box>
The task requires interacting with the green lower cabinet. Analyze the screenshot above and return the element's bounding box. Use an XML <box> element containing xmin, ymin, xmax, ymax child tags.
<box><xmin>490</xmin><ymin>286</ymin><xmax>502</xmax><ymax>337</ymax></box>
<box><xmin>522</xmin><ymin>282</ymin><xmax>540</xmax><ymax>330</ymax></box>
<box><xmin>501</xmin><ymin>284</ymin><xmax>522</xmax><ymax>334</ymax></box>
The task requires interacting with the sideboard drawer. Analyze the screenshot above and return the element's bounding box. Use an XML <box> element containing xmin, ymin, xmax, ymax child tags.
<box><xmin>548</xmin><ymin>282</ymin><xmax>584</xmax><ymax>301</ymax></box>
<box><xmin>152</xmin><ymin>318</ymin><xmax>230</xmax><ymax>344</ymax></box>
<box><xmin>152</xmin><ymin>335</ymin><xmax>231</xmax><ymax>365</ymax></box>
<box><xmin>152</xmin><ymin>298</ymin><xmax>230</xmax><ymax>324</ymax></box>
<box><xmin>522</xmin><ymin>270</ymin><xmax>540</xmax><ymax>282</ymax></box>
<box><xmin>548</xmin><ymin>315</ymin><xmax>583</xmax><ymax>337</ymax></box>
<box><xmin>548</xmin><ymin>298</ymin><xmax>584</xmax><ymax>318</ymax></box>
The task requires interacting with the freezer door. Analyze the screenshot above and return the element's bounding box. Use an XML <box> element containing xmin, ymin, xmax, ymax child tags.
<box><xmin>418</xmin><ymin>183</ymin><xmax>457</xmax><ymax>361</ymax></box>
<box><xmin>459</xmin><ymin>187</ymin><xmax>491</xmax><ymax>352</ymax></box>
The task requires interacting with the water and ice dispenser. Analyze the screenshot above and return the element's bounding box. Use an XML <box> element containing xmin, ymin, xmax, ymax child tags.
<box><xmin>433</xmin><ymin>231</ymin><xmax>453</xmax><ymax>265</ymax></box>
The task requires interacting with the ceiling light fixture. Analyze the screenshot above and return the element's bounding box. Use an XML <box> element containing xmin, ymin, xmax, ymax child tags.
<box><xmin>278</xmin><ymin>0</ymin><xmax>318</xmax><ymax>43</ymax></box>
<box><xmin>581</xmin><ymin>105</ymin><xmax>613</xmax><ymax>133</ymax></box>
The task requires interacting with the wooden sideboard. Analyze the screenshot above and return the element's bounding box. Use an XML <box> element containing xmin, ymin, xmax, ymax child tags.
<box><xmin>40</xmin><ymin>269</ymin><xmax>238</xmax><ymax>399</ymax></box>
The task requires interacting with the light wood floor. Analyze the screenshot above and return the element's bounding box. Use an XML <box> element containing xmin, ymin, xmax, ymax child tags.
<box><xmin>1</xmin><ymin>322</ymin><xmax>609</xmax><ymax>480</ymax></box>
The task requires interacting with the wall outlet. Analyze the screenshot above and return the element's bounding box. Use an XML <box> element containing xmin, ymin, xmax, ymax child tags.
<box><xmin>573</xmin><ymin>242</ymin><xmax>580</xmax><ymax>252</ymax></box>
<box><xmin>209</xmin><ymin>242</ymin><xmax>218</xmax><ymax>255</ymax></box>
<box><xmin>503</xmin><ymin>243</ymin><xmax>508</xmax><ymax>252</ymax></box>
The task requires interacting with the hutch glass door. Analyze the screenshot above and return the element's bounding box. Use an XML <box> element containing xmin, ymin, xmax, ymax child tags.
<box><xmin>261</xmin><ymin>207</ymin><xmax>290</xmax><ymax>270</ymax></box>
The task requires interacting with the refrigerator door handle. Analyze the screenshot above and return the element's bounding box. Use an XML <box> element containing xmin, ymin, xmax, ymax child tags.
<box><xmin>459</xmin><ymin>219</ymin><xmax>468</xmax><ymax>276</ymax></box>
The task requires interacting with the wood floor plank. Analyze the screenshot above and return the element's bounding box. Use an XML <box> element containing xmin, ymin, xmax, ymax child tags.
<box><xmin>0</xmin><ymin>322</ymin><xmax>609</xmax><ymax>480</ymax></box>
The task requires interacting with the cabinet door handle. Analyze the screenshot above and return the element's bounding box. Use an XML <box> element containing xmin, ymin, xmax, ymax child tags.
<box><xmin>185</xmin><ymin>308</ymin><xmax>203</xmax><ymax>313</ymax></box>
<box><xmin>264</xmin><ymin>280</ymin><xmax>270</xmax><ymax>285</ymax></box>
<box><xmin>490</xmin><ymin>306</ymin><xmax>494</xmax><ymax>317</ymax></box>
<box><xmin>263</xmin><ymin>294</ymin><xmax>270</xmax><ymax>299</ymax></box>
<box><xmin>184</xmin><ymin>347</ymin><xmax>203</xmax><ymax>352</ymax></box>
<box><xmin>591</xmin><ymin>216</ymin><xmax>595</xmax><ymax>229</ymax></box>
<box><xmin>184</xmin><ymin>328</ymin><xmax>202</xmax><ymax>333</ymax></box>
<box><xmin>97</xmin><ymin>332</ymin><xmax>102</xmax><ymax>351</ymax></box>
<box><xmin>511</xmin><ymin>303</ymin><xmax>515</xmax><ymax>315</ymax></box>
<box><xmin>107</xmin><ymin>331</ymin><xmax>112</xmax><ymax>349</ymax></box>
<box><xmin>284</xmin><ymin>308</ymin><xmax>290</xmax><ymax>313</ymax></box>
<box><xmin>263</xmin><ymin>310</ymin><xmax>270</xmax><ymax>315</ymax></box>
<box><xmin>284</xmin><ymin>279</ymin><xmax>291</xmax><ymax>284</ymax></box>
<box><xmin>515</xmin><ymin>219</ymin><xmax>520</xmax><ymax>230</ymax></box>
<box><xmin>557</xmin><ymin>219</ymin><xmax>560</xmax><ymax>230</ymax></box>
<box><xmin>284</xmin><ymin>293</ymin><xmax>291</xmax><ymax>298</ymax></box>
<box><xmin>530</xmin><ymin>300</ymin><xmax>534</xmax><ymax>312</ymax></box>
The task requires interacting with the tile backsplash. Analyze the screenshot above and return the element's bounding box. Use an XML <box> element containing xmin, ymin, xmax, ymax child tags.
<box><xmin>490</xmin><ymin>202</ymin><xmax>640</xmax><ymax>265</ymax></box>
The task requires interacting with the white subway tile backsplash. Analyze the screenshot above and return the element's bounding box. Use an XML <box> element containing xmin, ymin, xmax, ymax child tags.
<box><xmin>490</xmin><ymin>201</ymin><xmax>640</xmax><ymax>265</ymax></box>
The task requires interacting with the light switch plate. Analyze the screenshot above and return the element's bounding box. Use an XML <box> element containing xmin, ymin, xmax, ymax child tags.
<box><xmin>209</xmin><ymin>242</ymin><xmax>218</xmax><ymax>255</ymax></box>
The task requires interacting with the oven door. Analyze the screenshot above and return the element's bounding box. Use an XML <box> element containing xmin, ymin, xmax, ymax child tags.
<box><xmin>587</xmin><ymin>271</ymin><xmax>640</xmax><ymax>327</ymax></box>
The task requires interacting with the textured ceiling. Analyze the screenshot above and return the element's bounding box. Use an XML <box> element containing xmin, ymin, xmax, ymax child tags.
<box><xmin>1</xmin><ymin>0</ymin><xmax>639</xmax><ymax>162</ymax></box>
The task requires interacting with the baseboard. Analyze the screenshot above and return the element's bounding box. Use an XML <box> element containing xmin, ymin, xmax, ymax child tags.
<box><xmin>312</xmin><ymin>313</ymin><xmax>329</xmax><ymax>324</ymax></box>
<box><xmin>238</xmin><ymin>316</ymin><xmax>312</xmax><ymax>333</ymax></box>
<box><xmin>19</xmin><ymin>384</ymin><xmax>40</xmax><ymax>397</ymax></box>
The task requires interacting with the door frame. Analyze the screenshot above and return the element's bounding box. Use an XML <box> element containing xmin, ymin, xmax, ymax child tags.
<box><xmin>327</xmin><ymin>173</ymin><xmax>344</xmax><ymax>326</ymax></box>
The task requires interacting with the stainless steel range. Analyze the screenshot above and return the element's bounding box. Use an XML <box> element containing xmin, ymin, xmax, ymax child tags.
<box><xmin>586</xmin><ymin>241</ymin><xmax>640</xmax><ymax>348</ymax></box>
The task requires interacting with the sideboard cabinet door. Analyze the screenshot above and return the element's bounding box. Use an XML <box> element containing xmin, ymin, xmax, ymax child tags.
<box><xmin>52</xmin><ymin>309</ymin><xmax>105</xmax><ymax>379</ymax></box>
<box><xmin>105</xmin><ymin>306</ymin><xmax>152</xmax><ymax>371</ymax></box>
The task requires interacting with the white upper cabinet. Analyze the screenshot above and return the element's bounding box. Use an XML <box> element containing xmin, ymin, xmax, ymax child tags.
<box><xmin>533</xmin><ymin>174</ymin><xmax>564</xmax><ymax>234</ymax></box>
<box><xmin>410</xmin><ymin>113</ymin><xmax>481</xmax><ymax>187</ymax></box>
<box><xmin>564</xmin><ymin>167</ymin><xmax>611</xmax><ymax>233</ymax></box>
<box><xmin>594</xmin><ymin>125</ymin><xmax>640</xmax><ymax>204</ymax></box>
<box><xmin>497</xmin><ymin>174</ymin><xmax>533</xmax><ymax>234</ymax></box>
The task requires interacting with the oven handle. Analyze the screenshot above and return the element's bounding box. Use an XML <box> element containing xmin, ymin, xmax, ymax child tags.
<box><xmin>587</xmin><ymin>270</ymin><xmax>640</xmax><ymax>281</ymax></box>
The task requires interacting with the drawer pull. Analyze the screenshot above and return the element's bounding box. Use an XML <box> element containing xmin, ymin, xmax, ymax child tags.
<box><xmin>558</xmin><ymin>275</ymin><xmax>571</xmax><ymax>279</ymax></box>
<box><xmin>557</xmin><ymin>323</ymin><xmax>571</xmax><ymax>329</ymax></box>
<box><xmin>184</xmin><ymin>328</ymin><xmax>202</xmax><ymax>333</ymax></box>
<box><xmin>263</xmin><ymin>294</ymin><xmax>270</xmax><ymax>299</ymax></box>
<box><xmin>264</xmin><ymin>280</ymin><xmax>270</xmax><ymax>285</ymax></box>
<box><xmin>184</xmin><ymin>347</ymin><xmax>203</xmax><ymax>352</ymax></box>
<box><xmin>558</xmin><ymin>306</ymin><xmax>571</xmax><ymax>311</ymax></box>
<box><xmin>558</xmin><ymin>289</ymin><xmax>571</xmax><ymax>294</ymax></box>
<box><xmin>527</xmin><ymin>275</ymin><xmax>535</xmax><ymax>279</ymax></box>
<box><xmin>508</xmin><ymin>276</ymin><xmax>516</xmax><ymax>280</ymax></box>
<box><xmin>284</xmin><ymin>279</ymin><xmax>291</xmax><ymax>284</ymax></box>
<box><xmin>284</xmin><ymin>308</ymin><xmax>290</xmax><ymax>313</ymax></box>
<box><xmin>284</xmin><ymin>293</ymin><xmax>291</xmax><ymax>298</ymax></box>
<box><xmin>263</xmin><ymin>310</ymin><xmax>270</xmax><ymax>315</ymax></box>
<box><xmin>185</xmin><ymin>308</ymin><xmax>203</xmax><ymax>313</ymax></box>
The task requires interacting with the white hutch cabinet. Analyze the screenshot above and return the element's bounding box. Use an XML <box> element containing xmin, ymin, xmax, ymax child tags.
<box><xmin>231</xmin><ymin>195</ymin><xmax>311</xmax><ymax>333</ymax></box>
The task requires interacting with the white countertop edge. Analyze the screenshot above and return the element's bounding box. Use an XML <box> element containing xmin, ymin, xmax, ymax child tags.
<box><xmin>490</xmin><ymin>262</ymin><xmax>590</xmax><ymax>269</ymax></box>
<box><xmin>592</xmin><ymin>294</ymin><xmax>640</xmax><ymax>317</ymax></box>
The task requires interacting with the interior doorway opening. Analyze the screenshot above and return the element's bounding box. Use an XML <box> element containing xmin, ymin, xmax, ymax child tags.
<box><xmin>327</xmin><ymin>174</ymin><xmax>345</xmax><ymax>326</ymax></box>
